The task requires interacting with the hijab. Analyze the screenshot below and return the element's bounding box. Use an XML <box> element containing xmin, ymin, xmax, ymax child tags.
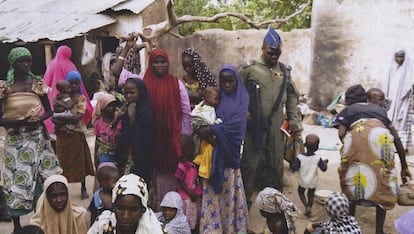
<box><xmin>112</xmin><ymin>174</ymin><xmax>163</xmax><ymax>233</ymax></box>
<box><xmin>209</xmin><ymin>64</ymin><xmax>249</xmax><ymax>193</ymax></box>
<box><xmin>6</xmin><ymin>47</ymin><xmax>41</xmax><ymax>86</ymax></box>
<box><xmin>115</xmin><ymin>78</ymin><xmax>154</xmax><ymax>184</ymax></box>
<box><xmin>143</xmin><ymin>48</ymin><xmax>182</xmax><ymax>173</ymax></box>
<box><xmin>30</xmin><ymin>175</ymin><xmax>88</xmax><ymax>234</ymax></box>
<box><xmin>92</xmin><ymin>93</ymin><xmax>116</xmax><ymax>124</ymax></box>
<box><xmin>156</xmin><ymin>191</ymin><xmax>191</xmax><ymax>234</ymax></box>
<box><xmin>43</xmin><ymin>45</ymin><xmax>93</xmax><ymax>134</ymax></box>
<box><xmin>320</xmin><ymin>192</ymin><xmax>362</xmax><ymax>234</ymax></box>
<box><xmin>182</xmin><ymin>48</ymin><xmax>216</xmax><ymax>92</ymax></box>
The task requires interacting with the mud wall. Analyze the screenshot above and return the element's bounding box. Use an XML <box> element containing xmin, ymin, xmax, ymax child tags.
<box><xmin>159</xmin><ymin>28</ymin><xmax>311</xmax><ymax>95</ymax></box>
<box><xmin>309</xmin><ymin>0</ymin><xmax>414</xmax><ymax>109</ymax></box>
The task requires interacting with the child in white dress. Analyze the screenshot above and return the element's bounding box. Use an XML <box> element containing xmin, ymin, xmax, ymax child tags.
<box><xmin>291</xmin><ymin>134</ymin><xmax>328</xmax><ymax>216</ymax></box>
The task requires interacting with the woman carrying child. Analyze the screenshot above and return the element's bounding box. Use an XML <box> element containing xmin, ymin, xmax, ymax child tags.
<box><xmin>197</xmin><ymin>65</ymin><xmax>249</xmax><ymax>233</ymax></box>
<box><xmin>53</xmin><ymin>71</ymin><xmax>95</xmax><ymax>200</ymax></box>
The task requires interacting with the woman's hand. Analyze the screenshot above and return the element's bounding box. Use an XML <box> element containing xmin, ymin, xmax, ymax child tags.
<box><xmin>401</xmin><ymin>168</ymin><xmax>412</xmax><ymax>184</ymax></box>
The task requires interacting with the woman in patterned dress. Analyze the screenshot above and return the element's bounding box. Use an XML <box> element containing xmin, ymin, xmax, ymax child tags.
<box><xmin>197</xmin><ymin>65</ymin><xmax>249</xmax><ymax>233</ymax></box>
<box><xmin>0</xmin><ymin>47</ymin><xmax>62</xmax><ymax>232</ymax></box>
<box><xmin>336</xmin><ymin>84</ymin><xmax>412</xmax><ymax>233</ymax></box>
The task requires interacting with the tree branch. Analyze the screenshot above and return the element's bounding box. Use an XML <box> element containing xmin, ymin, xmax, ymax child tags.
<box><xmin>139</xmin><ymin>0</ymin><xmax>311</xmax><ymax>48</ymax></box>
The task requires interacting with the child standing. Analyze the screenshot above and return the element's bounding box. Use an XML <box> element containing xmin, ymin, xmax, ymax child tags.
<box><xmin>175</xmin><ymin>135</ymin><xmax>202</xmax><ymax>233</ymax></box>
<box><xmin>156</xmin><ymin>191</ymin><xmax>191</xmax><ymax>234</ymax></box>
<box><xmin>92</xmin><ymin>93</ymin><xmax>122</xmax><ymax>164</ymax></box>
<box><xmin>114</xmin><ymin>78</ymin><xmax>153</xmax><ymax>184</ymax></box>
<box><xmin>291</xmin><ymin>134</ymin><xmax>328</xmax><ymax>216</ymax></box>
<box><xmin>88</xmin><ymin>163</ymin><xmax>120</xmax><ymax>223</ymax></box>
<box><xmin>53</xmin><ymin>80</ymin><xmax>76</xmax><ymax>132</ymax></box>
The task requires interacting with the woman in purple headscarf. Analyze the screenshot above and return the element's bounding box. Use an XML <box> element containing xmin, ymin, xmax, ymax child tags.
<box><xmin>197</xmin><ymin>65</ymin><xmax>249</xmax><ymax>233</ymax></box>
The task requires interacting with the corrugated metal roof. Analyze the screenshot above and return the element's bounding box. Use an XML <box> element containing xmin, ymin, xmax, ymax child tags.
<box><xmin>0</xmin><ymin>0</ymin><xmax>152</xmax><ymax>43</ymax></box>
<box><xmin>111</xmin><ymin>0</ymin><xmax>157</xmax><ymax>14</ymax></box>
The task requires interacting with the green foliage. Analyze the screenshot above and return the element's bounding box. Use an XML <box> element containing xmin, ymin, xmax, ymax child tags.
<box><xmin>174</xmin><ymin>0</ymin><xmax>312</xmax><ymax>36</ymax></box>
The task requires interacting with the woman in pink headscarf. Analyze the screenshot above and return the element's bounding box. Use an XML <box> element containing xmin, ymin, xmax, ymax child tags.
<box><xmin>43</xmin><ymin>45</ymin><xmax>93</xmax><ymax>134</ymax></box>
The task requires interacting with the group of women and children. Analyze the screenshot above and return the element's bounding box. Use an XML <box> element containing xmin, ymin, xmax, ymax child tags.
<box><xmin>0</xmin><ymin>33</ymin><xmax>412</xmax><ymax>234</ymax></box>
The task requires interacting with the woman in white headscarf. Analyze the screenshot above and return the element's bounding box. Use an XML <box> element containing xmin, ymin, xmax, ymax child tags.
<box><xmin>383</xmin><ymin>50</ymin><xmax>414</xmax><ymax>149</ymax></box>
<box><xmin>88</xmin><ymin>173</ymin><xmax>163</xmax><ymax>234</ymax></box>
<box><xmin>30</xmin><ymin>174</ymin><xmax>88</xmax><ymax>234</ymax></box>
<box><xmin>156</xmin><ymin>191</ymin><xmax>191</xmax><ymax>234</ymax></box>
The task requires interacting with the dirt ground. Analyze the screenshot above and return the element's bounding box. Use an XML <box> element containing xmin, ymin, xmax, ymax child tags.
<box><xmin>1</xmin><ymin>124</ymin><xmax>413</xmax><ymax>233</ymax></box>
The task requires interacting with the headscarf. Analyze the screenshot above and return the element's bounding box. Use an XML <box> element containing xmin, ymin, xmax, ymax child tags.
<box><xmin>6</xmin><ymin>47</ymin><xmax>41</xmax><ymax>86</ymax></box>
<box><xmin>320</xmin><ymin>192</ymin><xmax>362</xmax><ymax>234</ymax></box>
<box><xmin>156</xmin><ymin>191</ymin><xmax>191</xmax><ymax>234</ymax></box>
<box><xmin>209</xmin><ymin>65</ymin><xmax>249</xmax><ymax>193</ymax></box>
<box><xmin>92</xmin><ymin>93</ymin><xmax>116</xmax><ymax>124</ymax></box>
<box><xmin>143</xmin><ymin>48</ymin><xmax>182</xmax><ymax>173</ymax></box>
<box><xmin>384</xmin><ymin>50</ymin><xmax>414</xmax><ymax>130</ymax></box>
<box><xmin>255</xmin><ymin>187</ymin><xmax>296</xmax><ymax>232</ymax></box>
<box><xmin>30</xmin><ymin>175</ymin><xmax>88</xmax><ymax>234</ymax></box>
<box><xmin>345</xmin><ymin>84</ymin><xmax>367</xmax><ymax>105</ymax></box>
<box><xmin>182</xmin><ymin>48</ymin><xmax>216</xmax><ymax>92</ymax></box>
<box><xmin>43</xmin><ymin>45</ymin><xmax>93</xmax><ymax>134</ymax></box>
<box><xmin>112</xmin><ymin>174</ymin><xmax>163</xmax><ymax>233</ymax></box>
<box><xmin>264</xmin><ymin>27</ymin><xmax>282</xmax><ymax>49</ymax></box>
<box><xmin>115</xmin><ymin>78</ymin><xmax>154</xmax><ymax>184</ymax></box>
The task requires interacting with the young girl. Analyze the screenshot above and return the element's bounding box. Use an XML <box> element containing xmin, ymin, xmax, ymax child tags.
<box><xmin>88</xmin><ymin>163</ymin><xmax>120</xmax><ymax>223</ymax></box>
<box><xmin>174</xmin><ymin>135</ymin><xmax>202</xmax><ymax>232</ymax></box>
<box><xmin>92</xmin><ymin>93</ymin><xmax>122</xmax><ymax>164</ymax></box>
<box><xmin>156</xmin><ymin>191</ymin><xmax>191</xmax><ymax>234</ymax></box>
<box><xmin>115</xmin><ymin>78</ymin><xmax>153</xmax><ymax>183</ymax></box>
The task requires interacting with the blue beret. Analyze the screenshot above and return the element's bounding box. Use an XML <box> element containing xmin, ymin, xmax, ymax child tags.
<box><xmin>264</xmin><ymin>27</ymin><xmax>281</xmax><ymax>49</ymax></box>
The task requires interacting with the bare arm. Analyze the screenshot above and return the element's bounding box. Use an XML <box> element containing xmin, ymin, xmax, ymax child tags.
<box><xmin>38</xmin><ymin>95</ymin><xmax>52</xmax><ymax>122</ymax></box>
<box><xmin>388</xmin><ymin>124</ymin><xmax>412</xmax><ymax>183</ymax></box>
<box><xmin>338</xmin><ymin>123</ymin><xmax>347</xmax><ymax>143</ymax></box>
<box><xmin>111</xmin><ymin>36</ymin><xmax>145</xmax><ymax>79</ymax></box>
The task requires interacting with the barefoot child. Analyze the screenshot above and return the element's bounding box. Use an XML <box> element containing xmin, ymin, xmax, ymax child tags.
<box><xmin>291</xmin><ymin>134</ymin><xmax>328</xmax><ymax>216</ymax></box>
<box><xmin>92</xmin><ymin>93</ymin><xmax>122</xmax><ymax>164</ymax></box>
<box><xmin>88</xmin><ymin>163</ymin><xmax>120</xmax><ymax>223</ymax></box>
<box><xmin>175</xmin><ymin>135</ymin><xmax>202</xmax><ymax>233</ymax></box>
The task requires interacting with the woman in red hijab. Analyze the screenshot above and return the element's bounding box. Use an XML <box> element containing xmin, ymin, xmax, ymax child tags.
<box><xmin>43</xmin><ymin>45</ymin><xmax>93</xmax><ymax>135</ymax></box>
<box><xmin>143</xmin><ymin>48</ymin><xmax>192</xmax><ymax>209</ymax></box>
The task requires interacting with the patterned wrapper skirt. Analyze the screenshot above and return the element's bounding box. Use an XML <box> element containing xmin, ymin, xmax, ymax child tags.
<box><xmin>56</xmin><ymin>131</ymin><xmax>95</xmax><ymax>183</ymax></box>
<box><xmin>2</xmin><ymin>126</ymin><xmax>62</xmax><ymax>216</ymax></box>
<box><xmin>200</xmin><ymin>168</ymin><xmax>248</xmax><ymax>234</ymax></box>
<box><xmin>339</xmin><ymin>118</ymin><xmax>398</xmax><ymax>210</ymax></box>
